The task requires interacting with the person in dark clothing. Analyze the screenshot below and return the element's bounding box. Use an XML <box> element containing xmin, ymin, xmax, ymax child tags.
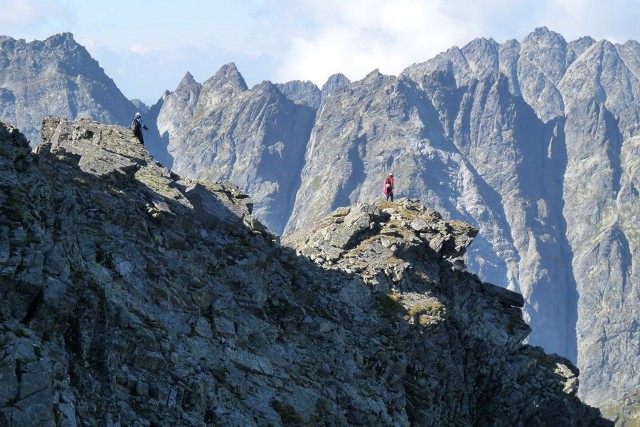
<box><xmin>383</xmin><ymin>173</ymin><xmax>395</xmax><ymax>201</ymax></box>
<box><xmin>131</xmin><ymin>112</ymin><xmax>148</xmax><ymax>144</ymax></box>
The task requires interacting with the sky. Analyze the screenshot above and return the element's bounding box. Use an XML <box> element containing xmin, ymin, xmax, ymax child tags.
<box><xmin>2</xmin><ymin>0</ymin><xmax>640</xmax><ymax>105</ymax></box>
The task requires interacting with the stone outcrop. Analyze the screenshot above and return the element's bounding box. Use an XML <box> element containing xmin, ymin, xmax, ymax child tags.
<box><xmin>0</xmin><ymin>118</ymin><xmax>610</xmax><ymax>425</ymax></box>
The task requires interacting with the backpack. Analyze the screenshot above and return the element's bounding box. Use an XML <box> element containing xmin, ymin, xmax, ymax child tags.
<box><xmin>130</xmin><ymin>118</ymin><xmax>141</xmax><ymax>132</ymax></box>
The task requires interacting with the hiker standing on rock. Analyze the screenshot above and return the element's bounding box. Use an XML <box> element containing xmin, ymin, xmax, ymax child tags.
<box><xmin>383</xmin><ymin>173</ymin><xmax>395</xmax><ymax>201</ymax></box>
<box><xmin>130</xmin><ymin>112</ymin><xmax>148</xmax><ymax>144</ymax></box>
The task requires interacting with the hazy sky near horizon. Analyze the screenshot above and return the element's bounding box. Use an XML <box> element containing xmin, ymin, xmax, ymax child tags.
<box><xmin>3</xmin><ymin>0</ymin><xmax>640</xmax><ymax>105</ymax></box>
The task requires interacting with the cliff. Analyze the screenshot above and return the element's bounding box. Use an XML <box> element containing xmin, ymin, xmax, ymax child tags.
<box><xmin>0</xmin><ymin>118</ymin><xmax>609</xmax><ymax>425</ymax></box>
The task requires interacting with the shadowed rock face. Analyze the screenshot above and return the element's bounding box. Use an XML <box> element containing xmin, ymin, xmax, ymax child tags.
<box><xmin>0</xmin><ymin>118</ymin><xmax>610</xmax><ymax>426</ymax></box>
<box><xmin>157</xmin><ymin>27</ymin><xmax>640</xmax><ymax>409</ymax></box>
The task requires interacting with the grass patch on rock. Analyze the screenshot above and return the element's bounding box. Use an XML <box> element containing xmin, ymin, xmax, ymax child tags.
<box><xmin>271</xmin><ymin>400</ymin><xmax>305</xmax><ymax>426</ymax></box>
<box><xmin>377</xmin><ymin>292</ymin><xmax>406</xmax><ymax>318</ymax></box>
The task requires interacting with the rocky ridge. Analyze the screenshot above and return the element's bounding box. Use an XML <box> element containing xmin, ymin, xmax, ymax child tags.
<box><xmin>0</xmin><ymin>118</ymin><xmax>610</xmax><ymax>425</ymax></box>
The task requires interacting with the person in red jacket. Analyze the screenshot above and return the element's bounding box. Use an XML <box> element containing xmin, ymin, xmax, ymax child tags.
<box><xmin>383</xmin><ymin>173</ymin><xmax>394</xmax><ymax>201</ymax></box>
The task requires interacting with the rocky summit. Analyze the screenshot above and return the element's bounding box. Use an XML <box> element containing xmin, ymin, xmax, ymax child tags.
<box><xmin>0</xmin><ymin>118</ymin><xmax>610</xmax><ymax>426</ymax></box>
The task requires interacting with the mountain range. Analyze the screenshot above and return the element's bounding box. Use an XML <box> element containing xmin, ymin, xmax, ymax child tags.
<box><xmin>1</xmin><ymin>27</ymin><xmax>639</xmax><ymax>416</ymax></box>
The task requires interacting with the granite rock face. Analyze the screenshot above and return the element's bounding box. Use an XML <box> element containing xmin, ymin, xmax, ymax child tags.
<box><xmin>397</xmin><ymin>27</ymin><xmax>640</xmax><ymax>408</ymax></box>
<box><xmin>0</xmin><ymin>33</ymin><xmax>139</xmax><ymax>145</ymax></box>
<box><xmin>0</xmin><ymin>119</ymin><xmax>609</xmax><ymax>426</ymax></box>
<box><xmin>156</xmin><ymin>64</ymin><xmax>316</xmax><ymax>233</ymax></box>
<box><xmin>157</xmin><ymin>27</ymin><xmax>640</xmax><ymax>409</ymax></box>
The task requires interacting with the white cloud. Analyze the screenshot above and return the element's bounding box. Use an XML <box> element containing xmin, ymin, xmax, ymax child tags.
<box><xmin>274</xmin><ymin>0</ymin><xmax>486</xmax><ymax>86</ymax></box>
<box><xmin>128</xmin><ymin>44</ymin><xmax>156</xmax><ymax>56</ymax></box>
<box><xmin>0</xmin><ymin>0</ymin><xmax>74</xmax><ymax>39</ymax></box>
<box><xmin>271</xmin><ymin>0</ymin><xmax>640</xmax><ymax>87</ymax></box>
<box><xmin>534</xmin><ymin>0</ymin><xmax>640</xmax><ymax>43</ymax></box>
<box><xmin>4</xmin><ymin>0</ymin><xmax>640</xmax><ymax>102</ymax></box>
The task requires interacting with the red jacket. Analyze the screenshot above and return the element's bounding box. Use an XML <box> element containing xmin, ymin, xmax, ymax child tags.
<box><xmin>383</xmin><ymin>176</ymin><xmax>394</xmax><ymax>195</ymax></box>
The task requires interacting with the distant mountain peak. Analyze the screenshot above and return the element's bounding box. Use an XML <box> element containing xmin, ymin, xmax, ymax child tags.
<box><xmin>324</xmin><ymin>72</ymin><xmax>350</xmax><ymax>85</ymax></box>
<box><xmin>0</xmin><ymin>31</ymin><xmax>137</xmax><ymax>145</ymax></box>
<box><xmin>466</xmin><ymin>37</ymin><xmax>499</xmax><ymax>49</ymax></box>
<box><xmin>47</xmin><ymin>32</ymin><xmax>76</xmax><ymax>42</ymax></box>
<box><xmin>177</xmin><ymin>71</ymin><xmax>199</xmax><ymax>89</ymax></box>
<box><xmin>321</xmin><ymin>73</ymin><xmax>351</xmax><ymax>97</ymax></box>
<box><xmin>204</xmin><ymin>62</ymin><xmax>248</xmax><ymax>91</ymax></box>
<box><xmin>524</xmin><ymin>26</ymin><xmax>567</xmax><ymax>45</ymax></box>
<box><xmin>363</xmin><ymin>68</ymin><xmax>383</xmax><ymax>81</ymax></box>
<box><xmin>40</xmin><ymin>32</ymin><xmax>82</xmax><ymax>51</ymax></box>
<box><xmin>275</xmin><ymin>80</ymin><xmax>321</xmax><ymax>109</ymax></box>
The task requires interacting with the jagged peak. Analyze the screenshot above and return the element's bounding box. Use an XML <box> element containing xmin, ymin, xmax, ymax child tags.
<box><xmin>280</xmin><ymin>79</ymin><xmax>319</xmax><ymax>88</ymax></box>
<box><xmin>573</xmin><ymin>37</ymin><xmax>622</xmax><ymax>63</ymax></box>
<box><xmin>362</xmin><ymin>68</ymin><xmax>384</xmax><ymax>81</ymax></box>
<box><xmin>251</xmin><ymin>80</ymin><xmax>284</xmax><ymax>98</ymax></box>
<box><xmin>443</xmin><ymin>45</ymin><xmax>463</xmax><ymax>55</ymax></box>
<box><xmin>365</xmin><ymin>68</ymin><xmax>382</xmax><ymax>77</ymax></box>
<box><xmin>502</xmin><ymin>38</ymin><xmax>521</xmax><ymax>48</ymax></box>
<box><xmin>573</xmin><ymin>35</ymin><xmax>596</xmax><ymax>46</ymax></box>
<box><xmin>176</xmin><ymin>71</ymin><xmax>199</xmax><ymax>89</ymax></box>
<box><xmin>566</xmin><ymin>36</ymin><xmax>596</xmax><ymax>66</ymax></box>
<box><xmin>203</xmin><ymin>62</ymin><xmax>249</xmax><ymax>91</ymax></box>
<box><xmin>0</xmin><ymin>35</ymin><xmax>21</xmax><ymax>45</ymax></box>
<box><xmin>277</xmin><ymin>79</ymin><xmax>321</xmax><ymax>94</ymax></box>
<box><xmin>353</xmin><ymin>68</ymin><xmax>396</xmax><ymax>90</ymax></box>
<box><xmin>464</xmin><ymin>37</ymin><xmax>500</xmax><ymax>51</ymax></box>
<box><xmin>460</xmin><ymin>37</ymin><xmax>500</xmax><ymax>72</ymax></box>
<box><xmin>130</xmin><ymin>98</ymin><xmax>149</xmax><ymax>113</ymax></box>
<box><xmin>275</xmin><ymin>80</ymin><xmax>322</xmax><ymax>109</ymax></box>
<box><xmin>253</xmin><ymin>79</ymin><xmax>277</xmax><ymax>89</ymax></box>
<box><xmin>523</xmin><ymin>26</ymin><xmax>567</xmax><ymax>47</ymax></box>
<box><xmin>621</xmin><ymin>39</ymin><xmax>640</xmax><ymax>49</ymax></box>
<box><xmin>323</xmin><ymin>73</ymin><xmax>350</xmax><ymax>88</ymax></box>
<box><xmin>428</xmin><ymin>45</ymin><xmax>466</xmax><ymax>67</ymax></box>
<box><xmin>46</xmin><ymin>32</ymin><xmax>76</xmax><ymax>43</ymax></box>
<box><xmin>171</xmin><ymin>72</ymin><xmax>202</xmax><ymax>105</ymax></box>
<box><xmin>39</xmin><ymin>32</ymin><xmax>83</xmax><ymax>51</ymax></box>
<box><xmin>321</xmin><ymin>73</ymin><xmax>351</xmax><ymax>97</ymax></box>
<box><xmin>0</xmin><ymin>32</ymin><xmax>76</xmax><ymax>46</ymax></box>
<box><xmin>594</xmin><ymin>38</ymin><xmax>618</xmax><ymax>50</ymax></box>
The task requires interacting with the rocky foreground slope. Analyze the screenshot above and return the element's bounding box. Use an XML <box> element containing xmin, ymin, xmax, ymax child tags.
<box><xmin>0</xmin><ymin>117</ymin><xmax>610</xmax><ymax>426</ymax></box>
